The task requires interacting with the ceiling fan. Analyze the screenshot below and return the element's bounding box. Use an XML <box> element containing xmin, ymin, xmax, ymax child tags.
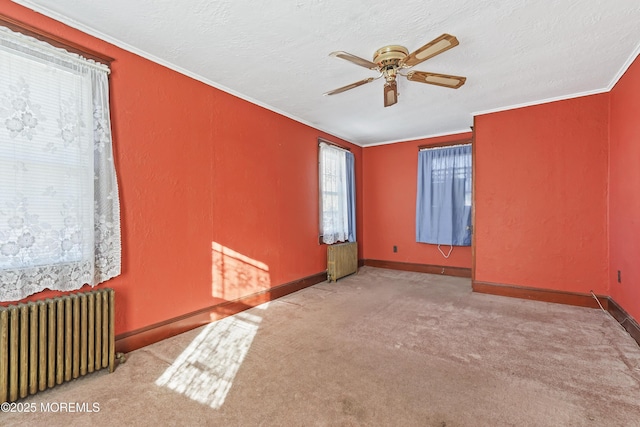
<box><xmin>324</xmin><ymin>34</ymin><xmax>466</xmax><ymax>107</ymax></box>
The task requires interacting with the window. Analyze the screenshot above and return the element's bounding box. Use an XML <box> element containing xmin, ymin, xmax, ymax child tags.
<box><xmin>0</xmin><ymin>25</ymin><xmax>121</xmax><ymax>301</ymax></box>
<box><xmin>416</xmin><ymin>143</ymin><xmax>472</xmax><ymax>249</ymax></box>
<box><xmin>318</xmin><ymin>140</ymin><xmax>356</xmax><ymax>244</ymax></box>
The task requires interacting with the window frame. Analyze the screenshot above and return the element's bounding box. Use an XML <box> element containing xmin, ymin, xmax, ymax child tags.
<box><xmin>0</xmin><ymin>16</ymin><xmax>108</xmax><ymax>272</ymax></box>
<box><xmin>0</xmin><ymin>13</ymin><xmax>113</xmax><ymax>65</ymax></box>
<box><xmin>0</xmin><ymin>14</ymin><xmax>121</xmax><ymax>301</ymax></box>
<box><xmin>416</xmin><ymin>138</ymin><xmax>473</xmax><ymax>246</ymax></box>
<box><xmin>317</xmin><ymin>138</ymin><xmax>352</xmax><ymax>245</ymax></box>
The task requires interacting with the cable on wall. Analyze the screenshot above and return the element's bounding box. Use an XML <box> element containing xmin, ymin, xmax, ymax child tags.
<box><xmin>438</xmin><ymin>244</ymin><xmax>453</xmax><ymax>258</ymax></box>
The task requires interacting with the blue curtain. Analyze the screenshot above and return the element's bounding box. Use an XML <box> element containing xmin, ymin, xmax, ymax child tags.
<box><xmin>345</xmin><ymin>151</ymin><xmax>356</xmax><ymax>242</ymax></box>
<box><xmin>416</xmin><ymin>145</ymin><xmax>472</xmax><ymax>246</ymax></box>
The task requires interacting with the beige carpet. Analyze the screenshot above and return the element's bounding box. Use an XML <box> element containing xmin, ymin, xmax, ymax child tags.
<box><xmin>3</xmin><ymin>267</ymin><xmax>640</xmax><ymax>426</ymax></box>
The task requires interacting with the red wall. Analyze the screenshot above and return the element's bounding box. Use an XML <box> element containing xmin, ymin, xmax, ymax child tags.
<box><xmin>362</xmin><ymin>134</ymin><xmax>473</xmax><ymax>268</ymax></box>
<box><xmin>0</xmin><ymin>1</ymin><xmax>363</xmax><ymax>335</ymax></box>
<box><xmin>609</xmin><ymin>55</ymin><xmax>640</xmax><ymax>321</ymax></box>
<box><xmin>4</xmin><ymin>0</ymin><xmax>639</xmax><ymax>335</ymax></box>
<box><xmin>474</xmin><ymin>94</ymin><xmax>609</xmax><ymax>294</ymax></box>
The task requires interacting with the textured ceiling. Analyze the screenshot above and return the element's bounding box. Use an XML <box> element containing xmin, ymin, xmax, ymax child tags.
<box><xmin>12</xmin><ymin>0</ymin><xmax>640</xmax><ymax>146</ymax></box>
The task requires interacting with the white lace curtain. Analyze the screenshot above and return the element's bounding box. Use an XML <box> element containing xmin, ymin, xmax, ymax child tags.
<box><xmin>0</xmin><ymin>26</ymin><xmax>121</xmax><ymax>301</ymax></box>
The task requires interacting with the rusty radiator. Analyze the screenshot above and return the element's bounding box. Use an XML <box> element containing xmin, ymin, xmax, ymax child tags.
<box><xmin>0</xmin><ymin>288</ymin><xmax>115</xmax><ymax>403</ymax></box>
<box><xmin>327</xmin><ymin>241</ymin><xmax>358</xmax><ymax>282</ymax></box>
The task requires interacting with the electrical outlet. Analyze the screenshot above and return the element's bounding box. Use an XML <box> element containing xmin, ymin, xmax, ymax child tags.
<box><xmin>393</xmin><ymin>245</ymin><xmax>397</xmax><ymax>253</ymax></box>
<box><xmin>618</xmin><ymin>270</ymin><xmax>621</xmax><ymax>283</ymax></box>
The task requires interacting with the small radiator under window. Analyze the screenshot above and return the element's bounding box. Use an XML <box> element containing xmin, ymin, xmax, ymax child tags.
<box><xmin>327</xmin><ymin>241</ymin><xmax>358</xmax><ymax>282</ymax></box>
<box><xmin>0</xmin><ymin>288</ymin><xmax>115</xmax><ymax>403</ymax></box>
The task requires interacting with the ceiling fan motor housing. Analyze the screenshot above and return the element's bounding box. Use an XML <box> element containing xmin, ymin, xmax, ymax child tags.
<box><xmin>374</xmin><ymin>45</ymin><xmax>408</xmax><ymax>82</ymax></box>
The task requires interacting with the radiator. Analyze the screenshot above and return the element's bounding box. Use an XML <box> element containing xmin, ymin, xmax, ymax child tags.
<box><xmin>0</xmin><ymin>288</ymin><xmax>115</xmax><ymax>403</ymax></box>
<box><xmin>327</xmin><ymin>241</ymin><xmax>358</xmax><ymax>282</ymax></box>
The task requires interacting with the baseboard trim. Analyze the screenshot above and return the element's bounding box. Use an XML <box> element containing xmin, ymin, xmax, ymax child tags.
<box><xmin>472</xmin><ymin>280</ymin><xmax>609</xmax><ymax>309</ymax></box>
<box><xmin>363</xmin><ymin>259</ymin><xmax>472</xmax><ymax>278</ymax></box>
<box><xmin>115</xmin><ymin>271</ymin><xmax>640</xmax><ymax>353</ymax></box>
<box><xmin>472</xmin><ymin>281</ymin><xmax>640</xmax><ymax>347</ymax></box>
<box><xmin>607</xmin><ymin>297</ymin><xmax>640</xmax><ymax>346</ymax></box>
<box><xmin>115</xmin><ymin>271</ymin><xmax>327</xmax><ymax>354</ymax></box>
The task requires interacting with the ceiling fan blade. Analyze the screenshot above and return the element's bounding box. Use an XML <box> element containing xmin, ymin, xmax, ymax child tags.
<box><xmin>399</xmin><ymin>34</ymin><xmax>459</xmax><ymax>68</ymax></box>
<box><xmin>330</xmin><ymin>51</ymin><xmax>379</xmax><ymax>70</ymax></box>
<box><xmin>406</xmin><ymin>71</ymin><xmax>466</xmax><ymax>89</ymax></box>
<box><xmin>383</xmin><ymin>81</ymin><xmax>398</xmax><ymax>107</ymax></box>
<box><xmin>324</xmin><ymin>77</ymin><xmax>375</xmax><ymax>96</ymax></box>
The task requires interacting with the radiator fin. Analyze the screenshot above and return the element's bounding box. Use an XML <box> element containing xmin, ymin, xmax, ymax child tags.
<box><xmin>0</xmin><ymin>288</ymin><xmax>115</xmax><ymax>403</ymax></box>
<box><xmin>327</xmin><ymin>241</ymin><xmax>358</xmax><ymax>282</ymax></box>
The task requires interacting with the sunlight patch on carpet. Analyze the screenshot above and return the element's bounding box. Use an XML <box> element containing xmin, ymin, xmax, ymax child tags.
<box><xmin>155</xmin><ymin>303</ymin><xmax>268</xmax><ymax>408</ymax></box>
